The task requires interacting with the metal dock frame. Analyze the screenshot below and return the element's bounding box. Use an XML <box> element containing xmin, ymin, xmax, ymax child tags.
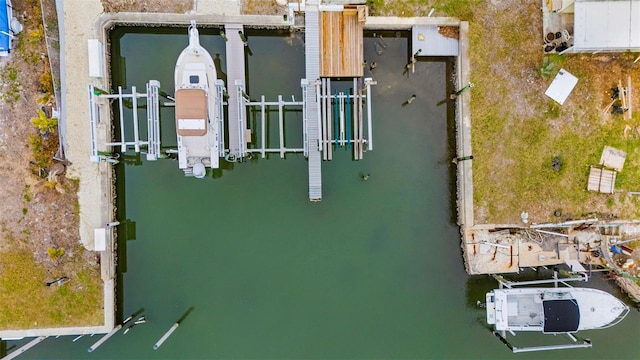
<box><xmin>317</xmin><ymin>78</ymin><xmax>376</xmax><ymax>160</ymax></box>
<box><xmin>224</xmin><ymin>23</ymin><xmax>247</xmax><ymax>161</ymax></box>
<box><xmin>244</xmin><ymin>95</ymin><xmax>304</xmax><ymax>158</ymax></box>
<box><xmin>304</xmin><ymin>1</ymin><xmax>323</xmax><ymax>201</ymax></box>
<box><xmin>88</xmin><ymin>81</ymin><xmax>161</xmax><ymax>162</ymax></box>
<box><xmin>214</xmin><ymin>79</ymin><xmax>226</xmax><ymax>158</ymax></box>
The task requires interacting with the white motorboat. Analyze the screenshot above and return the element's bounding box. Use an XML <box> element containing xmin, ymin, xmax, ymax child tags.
<box><xmin>174</xmin><ymin>21</ymin><xmax>220</xmax><ymax>178</ymax></box>
<box><xmin>486</xmin><ymin>287</ymin><xmax>629</xmax><ymax>334</ymax></box>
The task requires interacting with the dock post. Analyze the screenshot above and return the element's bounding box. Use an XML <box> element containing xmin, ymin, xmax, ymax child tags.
<box><xmin>131</xmin><ymin>86</ymin><xmax>140</xmax><ymax>153</ymax></box>
<box><xmin>339</xmin><ymin>92</ymin><xmax>344</xmax><ymax>146</ymax></box>
<box><xmin>261</xmin><ymin>95</ymin><xmax>266</xmax><ymax>158</ymax></box>
<box><xmin>279</xmin><ymin>95</ymin><xmax>285</xmax><ymax>158</ymax></box>
<box><xmin>352</xmin><ymin>78</ymin><xmax>359</xmax><ymax>159</ymax></box>
<box><xmin>88</xmin><ymin>325</ymin><xmax>122</xmax><ymax>352</ymax></box>
<box><xmin>365</xmin><ymin>78</ymin><xmax>373</xmax><ymax>151</ymax></box>
<box><xmin>315</xmin><ymin>80</ymin><xmax>322</xmax><ymax>152</ymax></box>
<box><xmin>346</xmin><ymin>89</ymin><xmax>351</xmax><ymax>149</ymax></box>
<box><xmin>320</xmin><ymin>78</ymin><xmax>327</xmax><ymax>160</ymax></box>
<box><xmin>326</xmin><ymin>79</ymin><xmax>332</xmax><ymax>160</ymax></box>
<box><xmin>153</xmin><ymin>323</ymin><xmax>179</xmax><ymax>350</ymax></box>
<box><xmin>118</xmin><ymin>86</ymin><xmax>126</xmax><ymax>152</ymax></box>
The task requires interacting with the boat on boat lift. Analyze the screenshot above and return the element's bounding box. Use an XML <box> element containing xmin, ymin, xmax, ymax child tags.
<box><xmin>485</xmin><ymin>270</ymin><xmax>629</xmax><ymax>353</ymax></box>
<box><xmin>174</xmin><ymin>21</ymin><xmax>220</xmax><ymax>178</ymax></box>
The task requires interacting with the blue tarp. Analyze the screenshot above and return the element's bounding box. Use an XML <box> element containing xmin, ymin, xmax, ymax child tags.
<box><xmin>0</xmin><ymin>0</ymin><xmax>10</xmax><ymax>55</ymax></box>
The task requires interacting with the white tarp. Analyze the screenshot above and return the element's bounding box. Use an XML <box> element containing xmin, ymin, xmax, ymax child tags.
<box><xmin>545</xmin><ymin>69</ymin><xmax>579</xmax><ymax>105</ymax></box>
<box><xmin>573</xmin><ymin>0</ymin><xmax>640</xmax><ymax>51</ymax></box>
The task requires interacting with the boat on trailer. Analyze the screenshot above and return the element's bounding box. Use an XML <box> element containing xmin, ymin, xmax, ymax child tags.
<box><xmin>485</xmin><ymin>271</ymin><xmax>629</xmax><ymax>353</ymax></box>
<box><xmin>174</xmin><ymin>21</ymin><xmax>220</xmax><ymax>178</ymax></box>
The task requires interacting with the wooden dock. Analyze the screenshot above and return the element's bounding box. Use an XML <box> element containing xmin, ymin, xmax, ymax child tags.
<box><xmin>320</xmin><ymin>5</ymin><xmax>366</xmax><ymax>78</ymax></box>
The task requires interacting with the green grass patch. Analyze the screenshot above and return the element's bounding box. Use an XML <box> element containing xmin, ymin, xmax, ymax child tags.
<box><xmin>0</xmin><ymin>242</ymin><xmax>103</xmax><ymax>329</ymax></box>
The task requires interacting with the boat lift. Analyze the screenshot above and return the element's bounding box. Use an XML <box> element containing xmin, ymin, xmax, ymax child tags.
<box><xmin>489</xmin><ymin>270</ymin><xmax>595</xmax><ymax>353</ymax></box>
<box><xmin>88</xmin><ymin>81</ymin><xmax>161</xmax><ymax>163</ymax></box>
<box><xmin>317</xmin><ymin>78</ymin><xmax>376</xmax><ymax>161</ymax></box>
<box><xmin>244</xmin><ymin>95</ymin><xmax>305</xmax><ymax>158</ymax></box>
<box><xmin>230</xmin><ymin>77</ymin><xmax>375</xmax><ymax>162</ymax></box>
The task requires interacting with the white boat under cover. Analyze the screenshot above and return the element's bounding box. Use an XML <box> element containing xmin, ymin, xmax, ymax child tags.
<box><xmin>486</xmin><ymin>287</ymin><xmax>629</xmax><ymax>333</ymax></box>
<box><xmin>174</xmin><ymin>21</ymin><xmax>219</xmax><ymax>178</ymax></box>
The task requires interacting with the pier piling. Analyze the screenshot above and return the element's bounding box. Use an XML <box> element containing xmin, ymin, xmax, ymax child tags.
<box><xmin>153</xmin><ymin>323</ymin><xmax>179</xmax><ymax>350</ymax></box>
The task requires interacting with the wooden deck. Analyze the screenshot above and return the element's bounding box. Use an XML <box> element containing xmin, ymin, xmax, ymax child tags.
<box><xmin>320</xmin><ymin>5</ymin><xmax>366</xmax><ymax>78</ymax></box>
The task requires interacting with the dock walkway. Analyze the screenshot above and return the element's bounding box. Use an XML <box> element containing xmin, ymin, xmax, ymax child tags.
<box><xmin>225</xmin><ymin>23</ymin><xmax>247</xmax><ymax>159</ymax></box>
<box><xmin>305</xmin><ymin>2</ymin><xmax>322</xmax><ymax>201</ymax></box>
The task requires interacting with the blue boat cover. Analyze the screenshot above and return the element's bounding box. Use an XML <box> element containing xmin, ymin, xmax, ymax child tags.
<box><xmin>0</xmin><ymin>0</ymin><xmax>9</xmax><ymax>54</ymax></box>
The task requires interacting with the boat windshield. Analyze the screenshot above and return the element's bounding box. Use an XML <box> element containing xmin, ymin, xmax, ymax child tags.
<box><xmin>543</xmin><ymin>299</ymin><xmax>580</xmax><ymax>333</ymax></box>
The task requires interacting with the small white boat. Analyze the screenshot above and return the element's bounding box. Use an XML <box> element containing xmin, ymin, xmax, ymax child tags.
<box><xmin>486</xmin><ymin>287</ymin><xmax>629</xmax><ymax>334</ymax></box>
<box><xmin>174</xmin><ymin>21</ymin><xmax>220</xmax><ymax>178</ymax></box>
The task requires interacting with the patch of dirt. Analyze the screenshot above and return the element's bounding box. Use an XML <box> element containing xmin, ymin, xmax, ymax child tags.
<box><xmin>0</xmin><ymin>0</ymin><xmax>97</xmax><ymax>287</ymax></box>
<box><xmin>101</xmin><ymin>0</ymin><xmax>193</xmax><ymax>13</ymax></box>
<box><xmin>438</xmin><ymin>26</ymin><xmax>459</xmax><ymax>40</ymax></box>
<box><xmin>242</xmin><ymin>0</ymin><xmax>284</xmax><ymax>15</ymax></box>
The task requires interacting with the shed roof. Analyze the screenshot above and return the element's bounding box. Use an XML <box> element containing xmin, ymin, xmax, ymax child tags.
<box><xmin>573</xmin><ymin>0</ymin><xmax>640</xmax><ymax>51</ymax></box>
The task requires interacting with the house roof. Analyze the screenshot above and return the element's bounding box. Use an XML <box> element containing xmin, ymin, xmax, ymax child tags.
<box><xmin>573</xmin><ymin>0</ymin><xmax>640</xmax><ymax>51</ymax></box>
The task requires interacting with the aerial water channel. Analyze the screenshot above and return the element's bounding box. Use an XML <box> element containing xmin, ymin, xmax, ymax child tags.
<box><xmin>14</xmin><ymin>26</ymin><xmax>639</xmax><ymax>359</ymax></box>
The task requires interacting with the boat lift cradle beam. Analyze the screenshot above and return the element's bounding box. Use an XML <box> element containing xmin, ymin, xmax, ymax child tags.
<box><xmin>494</xmin><ymin>330</ymin><xmax>592</xmax><ymax>353</ymax></box>
<box><xmin>88</xmin><ymin>81</ymin><xmax>161</xmax><ymax>162</ymax></box>
<box><xmin>243</xmin><ymin>95</ymin><xmax>304</xmax><ymax>158</ymax></box>
<box><xmin>490</xmin><ymin>271</ymin><xmax>589</xmax><ymax>289</ymax></box>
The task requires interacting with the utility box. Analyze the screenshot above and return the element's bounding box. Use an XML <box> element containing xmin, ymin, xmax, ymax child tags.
<box><xmin>94</xmin><ymin>228</ymin><xmax>107</xmax><ymax>251</ymax></box>
<box><xmin>88</xmin><ymin>39</ymin><xmax>104</xmax><ymax>78</ymax></box>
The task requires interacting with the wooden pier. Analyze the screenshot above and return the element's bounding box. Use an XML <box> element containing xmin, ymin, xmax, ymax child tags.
<box><xmin>320</xmin><ymin>5</ymin><xmax>366</xmax><ymax>78</ymax></box>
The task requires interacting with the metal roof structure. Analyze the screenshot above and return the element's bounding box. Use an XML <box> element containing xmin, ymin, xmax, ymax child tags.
<box><xmin>572</xmin><ymin>0</ymin><xmax>640</xmax><ymax>52</ymax></box>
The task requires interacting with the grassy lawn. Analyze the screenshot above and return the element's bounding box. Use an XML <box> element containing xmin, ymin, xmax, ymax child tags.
<box><xmin>368</xmin><ymin>0</ymin><xmax>640</xmax><ymax>225</ymax></box>
<box><xmin>0</xmin><ymin>241</ymin><xmax>103</xmax><ymax>329</ymax></box>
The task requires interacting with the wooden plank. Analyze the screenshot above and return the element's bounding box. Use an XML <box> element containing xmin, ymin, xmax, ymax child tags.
<box><xmin>600</xmin><ymin>169</ymin><xmax>616</xmax><ymax>194</ymax></box>
<box><xmin>319</xmin><ymin>9</ymin><xmax>363</xmax><ymax>77</ymax></box>
<box><xmin>587</xmin><ymin>167</ymin><xmax>601</xmax><ymax>192</ymax></box>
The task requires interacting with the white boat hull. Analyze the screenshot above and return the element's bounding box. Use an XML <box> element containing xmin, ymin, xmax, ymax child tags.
<box><xmin>486</xmin><ymin>287</ymin><xmax>629</xmax><ymax>333</ymax></box>
<box><xmin>174</xmin><ymin>22</ymin><xmax>220</xmax><ymax>177</ymax></box>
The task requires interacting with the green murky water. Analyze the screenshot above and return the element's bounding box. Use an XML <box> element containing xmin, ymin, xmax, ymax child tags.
<box><xmin>11</xmin><ymin>27</ymin><xmax>639</xmax><ymax>360</ymax></box>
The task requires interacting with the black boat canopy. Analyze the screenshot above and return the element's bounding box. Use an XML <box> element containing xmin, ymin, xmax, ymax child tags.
<box><xmin>543</xmin><ymin>299</ymin><xmax>580</xmax><ymax>333</ymax></box>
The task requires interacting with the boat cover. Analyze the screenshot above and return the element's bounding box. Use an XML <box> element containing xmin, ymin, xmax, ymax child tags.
<box><xmin>0</xmin><ymin>0</ymin><xmax>9</xmax><ymax>55</ymax></box>
<box><xmin>175</xmin><ymin>88</ymin><xmax>207</xmax><ymax>136</ymax></box>
<box><xmin>543</xmin><ymin>299</ymin><xmax>580</xmax><ymax>333</ymax></box>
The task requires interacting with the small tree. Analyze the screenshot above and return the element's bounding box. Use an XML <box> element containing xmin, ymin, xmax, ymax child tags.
<box><xmin>31</xmin><ymin>108</ymin><xmax>58</xmax><ymax>135</ymax></box>
<box><xmin>47</xmin><ymin>247</ymin><xmax>65</xmax><ymax>263</ymax></box>
<box><xmin>540</xmin><ymin>56</ymin><xmax>556</xmax><ymax>79</ymax></box>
